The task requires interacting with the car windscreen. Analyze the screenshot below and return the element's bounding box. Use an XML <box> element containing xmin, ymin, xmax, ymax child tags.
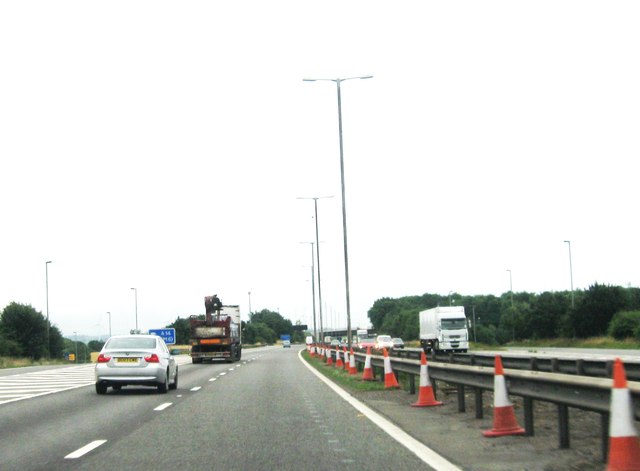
<box><xmin>441</xmin><ymin>318</ymin><xmax>467</xmax><ymax>330</ymax></box>
<box><xmin>106</xmin><ymin>338</ymin><xmax>157</xmax><ymax>349</ymax></box>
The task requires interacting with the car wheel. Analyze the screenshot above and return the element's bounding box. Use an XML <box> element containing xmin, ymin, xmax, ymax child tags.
<box><xmin>112</xmin><ymin>385</ymin><xmax>122</xmax><ymax>391</ymax></box>
<box><xmin>157</xmin><ymin>371</ymin><xmax>169</xmax><ymax>394</ymax></box>
<box><xmin>169</xmin><ymin>368</ymin><xmax>178</xmax><ymax>390</ymax></box>
<box><xmin>236</xmin><ymin>347</ymin><xmax>242</xmax><ymax>361</ymax></box>
<box><xmin>95</xmin><ymin>383</ymin><xmax>107</xmax><ymax>395</ymax></box>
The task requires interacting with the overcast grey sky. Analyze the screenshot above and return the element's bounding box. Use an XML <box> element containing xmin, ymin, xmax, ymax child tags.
<box><xmin>1</xmin><ymin>1</ymin><xmax>639</xmax><ymax>338</ymax></box>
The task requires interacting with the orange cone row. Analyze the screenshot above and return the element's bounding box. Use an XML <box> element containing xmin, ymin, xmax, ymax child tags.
<box><xmin>307</xmin><ymin>345</ymin><xmax>640</xmax><ymax>470</ymax></box>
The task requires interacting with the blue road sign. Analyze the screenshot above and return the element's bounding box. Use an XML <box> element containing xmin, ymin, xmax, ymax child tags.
<box><xmin>149</xmin><ymin>328</ymin><xmax>176</xmax><ymax>345</ymax></box>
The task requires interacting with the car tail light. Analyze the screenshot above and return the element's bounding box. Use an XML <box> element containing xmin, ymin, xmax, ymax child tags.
<box><xmin>97</xmin><ymin>353</ymin><xmax>111</xmax><ymax>363</ymax></box>
<box><xmin>144</xmin><ymin>353</ymin><xmax>160</xmax><ymax>363</ymax></box>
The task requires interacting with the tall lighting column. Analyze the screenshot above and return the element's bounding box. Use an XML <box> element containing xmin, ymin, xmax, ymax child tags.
<box><xmin>507</xmin><ymin>269</ymin><xmax>514</xmax><ymax>340</ymax></box>
<box><xmin>73</xmin><ymin>331</ymin><xmax>78</xmax><ymax>364</ymax></box>
<box><xmin>303</xmin><ymin>75</ymin><xmax>373</xmax><ymax>346</ymax></box>
<box><xmin>45</xmin><ymin>260</ymin><xmax>52</xmax><ymax>358</ymax></box>
<box><xmin>297</xmin><ymin>196</ymin><xmax>332</xmax><ymax>342</ymax></box>
<box><xmin>107</xmin><ymin>311</ymin><xmax>112</xmax><ymax>338</ymax></box>
<box><xmin>564</xmin><ymin>240</ymin><xmax>575</xmax><ymax>308</ymax></box>
<box><xmin>130</xmin><ymin>287</ymin><xmax>138</xmax><ymax>333</ymax></box>
<box><xmin>301</xmin><ymin>242</ymin><xmax>317</xmax><ymax>342</ymax></box>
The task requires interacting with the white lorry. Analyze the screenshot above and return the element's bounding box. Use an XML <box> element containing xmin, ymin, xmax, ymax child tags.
<box><xmin>419</xmin><ymin>306</ymin><xmax>469</xmax><ymax>353</ymax></box>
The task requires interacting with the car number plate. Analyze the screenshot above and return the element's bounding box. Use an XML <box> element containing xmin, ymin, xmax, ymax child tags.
<box><xmin>116</xmin><ymin>357</ymin><xmax>139</xmax><ymax>363</ymax></box>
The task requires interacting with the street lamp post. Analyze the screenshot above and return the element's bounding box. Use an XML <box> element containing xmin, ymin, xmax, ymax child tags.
<box><xmin>297</xmin><ymin>196</ymin><xmax>332</xmax><ymax>343</ymax></box>
<box><xmin>472</xmin><ymin>305</ymin><xmax>477</xmax><ymax>343</ymax></box>
<box><xmin>45</xmin><ymin>260</ymin><xmax>52</xmax><ymax>358</ymax></box>
<box><xmin>107</xmin><ymin>311</ymin><xmax>112</xmax><ymax>338</ymax></box>
<box><xmin>73</xmin><ymin>331</ymin><xmax>78</xmax><ymax>364</ymax></box>
<box><xmin>248</xmin><ymin>290</ymin><xmax>252</xmax><ymax>315</ymax></box>
<box><xmin>130</xmin><ymin>288</ymin><xmax>138</xmax><ymax>333</ymax></box>
<box><xmin>303</xmin><ymin>75</ymin><xmax>372</xmax><ymax>346</ymax></box>
<box><xmin>507</xmin><ymin>269</ymin><xmax>514</xmax><ymax>340</ymax></box>
<box><xmin>564</xmin><ymin>240</ymin><xmax>575</xmax><ymax>308</ymax></box>
<box><xmin>301</xmin><ymin>242</ymin><xmax>317</xmax><ymax>342</ymax></box>
<box><xmin>448</xmin><ymin>291</ymin><xmax>453</xmax><ymax>306</ymax></box>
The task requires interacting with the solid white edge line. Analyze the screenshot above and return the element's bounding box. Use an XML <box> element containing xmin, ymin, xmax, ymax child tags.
<box><xmin>154</xmin><ymin>402</ymin><xmax>172</xmax><ymax>411</ymax></box>
<box><xmin>64</xmin><ymin>440</ymin><xmax>107</xmax><ymax>459</ymax></box>
<box><xmin>298</xmin><ymin>349</ymin><xmax>461</xmax><ymax>471</ymax></box>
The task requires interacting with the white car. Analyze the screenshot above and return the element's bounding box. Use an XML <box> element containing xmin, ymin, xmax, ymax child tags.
<box><xmin>375</xmin><ymin>335</ymin><xmax>394</xmax><ymax>350</ymax></box>
<box><xmin>95</xmin><ymin>334</ymin><xmax>178</xmax><ymax>394</ymax></box>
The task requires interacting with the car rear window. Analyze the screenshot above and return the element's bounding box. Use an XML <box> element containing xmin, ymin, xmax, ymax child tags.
<box><xmin>106</xmin><ymin>337</ymin><xmax>157</xmax><ymax>349</ymax></box>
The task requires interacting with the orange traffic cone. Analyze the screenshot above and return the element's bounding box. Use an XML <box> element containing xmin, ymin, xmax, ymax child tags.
<box><xmin>326</xmin><ymin>347</ymin><xmax>333</xmax><ymax>366</ymax></box>
<box><xmin>483</xmin><ymin>355</ymin><xmax>525</xmax><ymax>437</ymax></box>
<box><xmin>411</xmin><ymin>351</ymin><xmax>442</xmax><ymax>407</ymax></box>
<box><xmin>383</xmin><ymin>348</ymin><xmax>400</xmax><ymax>389</ymax></box>
<box><xmin>309</xmin><ymin>344</ymin><xmax>315</xmax><ymax>357</ymax></box>
<box><xmin>335</xmin><ymin>348</ymin><xmax>344</xmax><ymax>368</ymax></box>
<box><xmin>343</xmin><ymin>347</ymin><xmax>349</xmax><ymax>370</ymax></box>
<box><xmin>361</xmin><ymin>346</ymin><xmax>374</xmax><ymax>381</ymax></box>
<box><xmin>606</xmin><ymin>358</ymin><xmax>640</xmax><ymax>470</ymax></box>
<box><xmin>349</xmin><ymin>347</ymin><xmax>358</xmax><ymax>375</ymax></box>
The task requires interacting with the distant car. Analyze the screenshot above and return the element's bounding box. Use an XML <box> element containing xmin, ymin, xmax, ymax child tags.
<box><xmin>375</xmin><ymin>335</ymin><xmax>394</xmax><ymax>350</ymax></box>
<box><xmin>95</xmin><ymin>334</ymin><xmax>178</xmax><ymax>395</ymax></box>
<box><xmin>330</xmin><ymin>339</ymin><xmax>340</xmax><ymax>347</ymax></box>
<box><xmin>283</xmin><ymin>340</ymin><xmax>291</xmax><ymax>348</ymax></box>
<box><xmin>391</xmin><ymin>338</ymin><xmax>405</xmax><ymax>349</ymax></box>
<box><xmin>358</xmin><ymin>337</ymin><xmax>376</xmax><ymax>349</ymax></box>
<box><xmin>339</xmin><ymin>340</ymin><xmax>348</xmax><ymax>348</ymax></box>
<box><xmin>305</xmin><ymin>336</ymin><xmax>314</xmax><ymax>345</ymax></box>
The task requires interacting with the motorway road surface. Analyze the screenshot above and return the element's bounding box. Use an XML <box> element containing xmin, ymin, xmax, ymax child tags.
<box><xmin>0</xmin><ymin>346</ymin><xmax>457</xmax><ymax>471</ymax></box>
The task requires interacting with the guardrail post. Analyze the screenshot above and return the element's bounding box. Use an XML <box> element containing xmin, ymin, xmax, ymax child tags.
<box><xmin>409</xmin><ymin>373</ymin><xmax>416</xmax><ymax>394</ymax></box>
<box><xmin>558</xmin><ymin>404</ymin><xmax>570</xmax><ymax>448</ymax></box>
<box><xmin>529</xmin><ymin>357</ymin><xmax>538</xmax><ymax>371</ymax></box>
<box><xmin>457</xmin><ymin>384</ymin><xmax>466</xmax><ymax>413</ymax></box>
<box><xmin>605</xmin><ymin>360</ymin><xmax>613</xmax><ymax>379</ymax></box>
<box><xmin>551</xmin><ymin>358</ymin><xmax>560</xmax><ymax>373</ymax></box>
<box><xmin>600</xmin><ymin>412</ymin><xmax>608</xmax><ymax>463</ymax></box>
<box><xmin>576</xmin><ymin>359</ymin><xmax>585</xmax><ymax>376</ymax></box>
<box><xmin>474</xmin><ymin>388</ymin><xmax>483</xmax><ymax>419</ymax></box>
<box><xmin>524</xmin><ymin>397</ymin><xmax>534</xmax><ymax>436</ymax></box>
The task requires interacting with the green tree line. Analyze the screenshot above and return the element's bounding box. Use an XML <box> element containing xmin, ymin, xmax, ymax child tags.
<box><xmin>0</xmin><ymin>302</ymin><xmax>104</xmax><ymax>361</ymax></box>
<box><xmin>1</xmin><ymin>301</ymin><xmax>303</xmax><ymax>362</ymax></box>
<box><xmin>368</xmin><ymin>283</ymin><xmax>640</xmax><ymax>344</ymax></box>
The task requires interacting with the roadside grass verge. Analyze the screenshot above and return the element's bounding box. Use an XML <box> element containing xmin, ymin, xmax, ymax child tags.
<box><xmin>0</xmin><ymin>357</ymin><xmax>68</xmax><ymax>369</ymax></box>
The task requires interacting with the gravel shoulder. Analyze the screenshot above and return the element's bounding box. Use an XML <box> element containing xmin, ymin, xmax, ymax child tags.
<box><xmin>343</xmin><ymin>377</ymin><xmax>604</xmax><ymax>471</ymax></box>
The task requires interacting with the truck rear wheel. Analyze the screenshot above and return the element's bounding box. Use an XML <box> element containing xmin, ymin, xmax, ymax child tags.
<box><xmin>226</xmin><ymin>346</ymin><xmax>236</xmax><ymax>363</ymax></box>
